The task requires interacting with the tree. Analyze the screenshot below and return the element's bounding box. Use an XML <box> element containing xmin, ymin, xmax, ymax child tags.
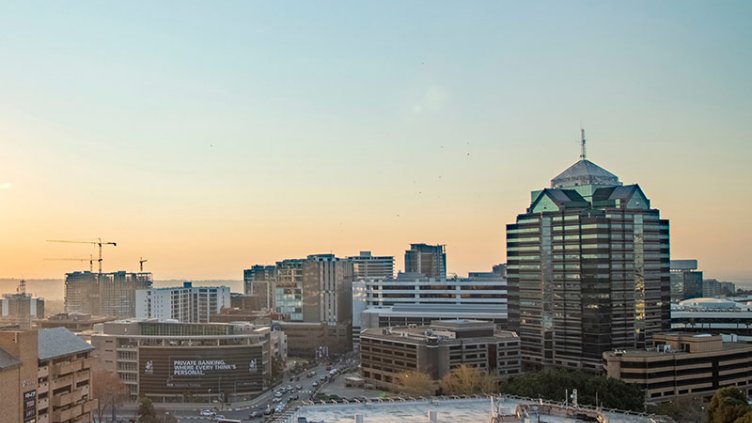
<box><xmin>395</xmin><ymin>370</ymin><xmax>436</xmax><ymax>396</ymax></box>
<box><xmin>501</xmin><ymin>369</ymin><xmax>644</xmax><ymax>412</ymax></box>
<box><xmin>647</xmin><ymin>396</ymin><xmax>706</xmax><ymax>422</ymax></box>
<box><xmin>734</xmin><ymin>412</ymin><xmax>752</xmax><ymax>423</ymax></box>
<box><xmin>92</xmin><ymin>367</ymin><xmax>128</xmax><ymax>423</ymax></box>
<box><xmin>440</xmin><ymin>365</ymin><xmax>498</xmax><ymax>395</ymax></box>
<box><xmin>137</xmin><ymin>397</ymin><xmax>159</xmax><ymax>423</ymax></box>
<box><xmin>708</xmin><ymin>387</ymin><xmax>751</xmax><ymax>423</ymax></box>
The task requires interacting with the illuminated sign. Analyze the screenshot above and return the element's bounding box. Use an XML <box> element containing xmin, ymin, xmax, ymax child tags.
<box><xmin>173</xmin><ymin>359</ymin><xmax>237</xmax><ymax>376</ymax></box>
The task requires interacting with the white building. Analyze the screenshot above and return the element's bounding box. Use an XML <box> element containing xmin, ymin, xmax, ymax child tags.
<box><xmin>135</xmin><ymin>282</ymin><xmax>231</xmax><ymax>323</ymax></box>
<box><xmin>347</xmin><ymin>251</ymin><xmax>394</xmax><ymax>280</ymax></box>
<box><xmin>352</xmin><ymin>268</ymin><xmax>508</xmax><ymax>348</ymax></box>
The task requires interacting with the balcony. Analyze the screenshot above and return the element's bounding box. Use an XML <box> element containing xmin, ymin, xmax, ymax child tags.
<box><xmin>36</xmin><ymin>412</ymin><xmax>49</xmax><ymax>423</ymax></box>
<box><xmin>51</xmin><ymin>374</ymin><xmax>74</xmax><ymax>391</ymax></box>
<box><xmin>55</xmin><ymin>360</ymin><xmax>83</xmax><ymax>376</ymax></box>
<box><xmin>37</xmin><ymin>397</ymin><xmax>49</xmax><ymax>410</ymax></box>
<box><xmin>52</xmin><ymin>404</ymin><xmax>82</xmax><ymax>423</ymax></box>
<box><xmin>38</xmin><ymin>365</ymin><xmax>49</xmax><ymax>379</ymax></box>
<box><xmin>82</xmin><ymin>357</ymin><xmax>94</xmax><ymax>370</ymax></box>
<box><xmin>74</xmin><ymin>369</ymin><xmax>91</xmax><ymax>385</ymax></box>
<box><xmin>82</xmin><ymin>398</ymin><xmax>98</xmax><ymax>414</ymax></box>
<box><xmin>52</xmin><ymin>389</ymin><xmax>83</xmax><ymax>407</ymax></box>
<box><xmin>38</xmin><ymin>381</ymin><xmax>49</xmax><ymax>395</ymax></box>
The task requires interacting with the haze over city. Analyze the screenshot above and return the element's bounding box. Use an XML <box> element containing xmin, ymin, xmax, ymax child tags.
<box><xmin>1</xmin><ymin>1</ymin><xmax>751</xmax><ymax>284</ymax></box>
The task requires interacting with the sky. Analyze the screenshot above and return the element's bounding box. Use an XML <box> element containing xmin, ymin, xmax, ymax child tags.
<box><xmin>0</xmin><ymin>1</ymin><xmax>751</xmax><ymax>283</ymax></box>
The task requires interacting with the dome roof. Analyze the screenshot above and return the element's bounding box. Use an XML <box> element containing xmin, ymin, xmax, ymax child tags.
<box><xmin>551</xmin><ymin>159</ymin><xmax>622</xmax><ymax>189</ymax></box>
<box><xmin>678</xmin><ymin>297</ymin><xmax>740</xmax><ymax>310</ymax></box>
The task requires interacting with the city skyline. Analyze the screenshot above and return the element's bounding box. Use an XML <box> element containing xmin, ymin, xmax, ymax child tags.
<box><xmin>1</xmin><ymin>2</ymin><xmax>751</xmax><ymax>283</ymax></box>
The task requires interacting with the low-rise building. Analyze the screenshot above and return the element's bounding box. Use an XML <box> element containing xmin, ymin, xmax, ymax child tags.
<box><xmin>604</xmin><ymin>332</ymin><xmax>752</xmax><ymax>403</ymax></box>
<box><xmin>92</xmin><ymin>320</ymin><xmax>273</xmax><ymax>403</ymax></box>
<box><xmin>360</xmin><ymin>320</ymin><xmax>520</xmax><ymax>391</ymax></box>
<box><xmin>670</xmin><ymin>298</ymin><xmax>752</xmax><ymax>342</ymax></box>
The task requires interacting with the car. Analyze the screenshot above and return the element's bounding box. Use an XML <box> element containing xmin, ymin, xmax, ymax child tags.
<box><xmin>200</xmin><ymin>409</ymin><xmax>216</xmax><ymax>417</ymax></box>
<box><xmin>249</xmin><ymin>411</ymin><xmax>260</xmax><ymax>418</ymax></box>
<box><xmin>312</xmin><ymin>381</ymin><xmax>319</xmax><ymax>387</ymax></box>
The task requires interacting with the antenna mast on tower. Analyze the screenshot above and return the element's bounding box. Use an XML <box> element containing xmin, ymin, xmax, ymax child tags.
<box><xmin>580</xmin><ymin>128</ymin><xmax>587</xmax><ymax>160</ymax></box>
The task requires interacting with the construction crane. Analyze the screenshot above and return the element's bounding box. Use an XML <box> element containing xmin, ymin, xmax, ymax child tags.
<box><xmin>44</xmin><ymin>256</ymin><xmax>95</xmax><ymax>272</ymax></box>
<box><xmin>47</xmin><ymin>238</ymin><xmax>117</xmax><ymax>274</ymax></box>
<box><xmin>139</xmin><ymin>257</ymin><xmax>148</xmax><ymax>272</ymax></box>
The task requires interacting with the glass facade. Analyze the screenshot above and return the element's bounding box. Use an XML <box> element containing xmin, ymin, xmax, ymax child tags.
<box><xmin>507</xmin><ymin>159</ymin><xmax>670</xmax><ymax>371</ymax></box>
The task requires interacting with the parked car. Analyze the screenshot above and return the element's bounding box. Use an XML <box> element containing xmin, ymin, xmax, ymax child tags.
<box><xmin>200</xmin><ymin>409</ymin><xmax>216</xmax><ymax>417</ymax></box>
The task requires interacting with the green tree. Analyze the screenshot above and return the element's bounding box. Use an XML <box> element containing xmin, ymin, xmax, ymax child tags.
<box><xmin>647</xmin><ymin>396</ymin><xmax>706</xmax><ymax>422</ymax></box>
<box><xmin>395</xmin><ymin>370</ymin><xmax>436</xmax><ymax>396</ymax></box>
<box><xmin>137</xmin><ymin>397</ymin><xmax>158</xmax><ymax>423</ymax></box>
<box><xmin>501</xmin><ymin>369</ymin><xmax>644</xmax><ymax>412</ymax></box>
<box><xmin>708</xmin><ymin>387</ymin><xmax>751</xmax><ymax>423</ymax></box>
<box><xmin>734</xmin><ymin>412</ymin><xmax>752</xmax><ymax>423</ymax></box>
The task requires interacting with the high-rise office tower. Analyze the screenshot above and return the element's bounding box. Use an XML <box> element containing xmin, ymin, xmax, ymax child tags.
<box><xmin>244</xmin><ymin>265</ymin><xmax>277</xmax><ymax>309</ymax></box>
<box><xmin>404</xmin><ymin>243</ymin><xmax>446</xmax><ymax>279</ymax></box>
<box><xmin>348</xmin><ymin>251</ymin><xmax>394</xmax><ymax>280</ymax></box>
<box><xmin>670</xmin><ymin>260</ymin><xmax>703</xmax><ymax>301</ymax></box>
<box><xmin>275</xmin><ymin>259</ymin><xmax>305</xmax><ymax>321</ymax></box>
<box><xmin>506</xmin><ymin>132</ymin><xmax>670</xmax><ymax>371</ymax></box>
<box><xmin>303</xmin><ymin>254</ymin><xmax>354</xmax><ymax>325</ymax></box>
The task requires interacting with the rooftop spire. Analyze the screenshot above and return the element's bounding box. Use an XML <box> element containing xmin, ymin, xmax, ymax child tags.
<box><xmin>580</xmin><ymin>128</ymin><xmax>587</xmax><ymax>160</ymax></box>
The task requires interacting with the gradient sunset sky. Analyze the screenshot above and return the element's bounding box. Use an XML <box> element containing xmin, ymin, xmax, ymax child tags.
<box><xmin>1</xmin><ymin>1</ymin><xmax>751</xmax><ymax>283</ymax></box>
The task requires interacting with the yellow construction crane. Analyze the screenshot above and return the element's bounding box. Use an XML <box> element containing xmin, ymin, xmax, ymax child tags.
<box><xmin>139</xmin><ymin>257</ymin><xmax>148</xmax><ymax>272</ymax></box>
<box><xmin>47</xmin><ymin>238</ymin><xmax>117</xmax><ymax>274</ymax></box>
<box><xmin>43</xmin><ymin>256</ymin><xmax>95</xmax><ymax>272</ymax></box>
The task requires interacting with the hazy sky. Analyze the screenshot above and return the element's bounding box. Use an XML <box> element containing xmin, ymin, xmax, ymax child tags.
<box><xmin>1</xmin><ymin>1</ymin><xmax>751</xmax><ymax>283</ymax></box>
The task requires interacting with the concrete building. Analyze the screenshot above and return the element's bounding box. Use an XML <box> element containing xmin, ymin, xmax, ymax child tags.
<box><xmin>670</xmin><ymin>260</ymin><xmax>703</xmax><ymax>301</ymax></box>
<box><xmin>1</xmin><ymin>280</ymin><xmax>44</xmax><ymax>329</ymax></box>
<box><xmin>353</xmin><ymin>268</ymin><xmax>508</xmax><ymax>348</ymax></box>
<box><xmin>243</xmin><ymin>265</ymin><xmax>276</xmax><ymax>310</ymax></box>
<box><xmin>92</xmin><ymin>320</ymin><xmax>273</xmax><ymax>402</ymax></box>
<box><xmin>0</xmin><ymin>330</ymin><xmax>38</xmax><ymax>423</ymax></box>
<box><xmin>360</xmin><ymin>320</ymin><xmax>520</xmax><ymax>391</ymax></box>
<box><xmin>0</xmin><ymin>327</ymin><xmax>97</xmax><ymax>423</ymax></box>
<box><xmin>506</xmin><ymin>136</ymin><xmax>670</xmax><ymax>371</ymax></box>
<box><xmin>36</xmin><ymin>328</ymin><xmax>97</xmax><ymax>423</ymax></box>
<box><xmin>404</xmin><ymin>244</ymin><xmax>446</xmax><ymax>279</ymax></box>
<box><xmin>671</xmin><ymin>297</ymin><xmax>752</xmax><ymax>342</ymax></box>
<box><xmin>135</xmin><ymin>282</ymin><xmax>231</xmax><ymax>323</ymax></box>
<box><xmin>604</xmin><ymin>332</ymin><xmax>752</xmax><ymax>402</ymax></box>
<box><xmin>65</xmin><ymin>271</ymin><xmax>152</xmax><ymax>318</ymax></box>
<box><xmin>703</xmin><ymin>279</ymin><xmax>736</xmax><ymax>298</ymax></box>
<box><xmin>347</xmin><ymin>251</ymin><xmax>394</xmax><ymax>280</ymax></box>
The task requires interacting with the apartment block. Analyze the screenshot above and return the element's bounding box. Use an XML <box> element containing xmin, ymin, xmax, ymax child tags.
<box><xmin>135</xmin><ymin>282</ymin><xmax>231</xmax><ymax>323</ymax></box>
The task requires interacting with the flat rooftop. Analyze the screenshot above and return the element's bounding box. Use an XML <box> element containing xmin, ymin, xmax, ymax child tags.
<box><xmin>290</xmin><ymin>397</ymin><xmax>668</xmax><ymax>423</ymax></box>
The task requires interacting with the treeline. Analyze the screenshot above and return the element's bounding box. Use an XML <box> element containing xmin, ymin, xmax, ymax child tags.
<box><xmin>395</xmin><ymin>366</ymin><xmax>644</xmax><ymax>412</ymax></box>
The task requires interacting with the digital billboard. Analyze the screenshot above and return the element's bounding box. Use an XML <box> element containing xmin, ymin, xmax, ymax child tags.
<box><xmin>138</xmin><ymin>345</ymin><xmax>264</xmax><ymax>398</ymax></box>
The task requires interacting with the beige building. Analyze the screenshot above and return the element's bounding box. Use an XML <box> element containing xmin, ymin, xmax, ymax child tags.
<box><xmin>360</xmin><ymin>320</ymin><xmax>521</xmax><ymax>391</ymax></box>
<box><xmin>604</xmin><ymin>332</ymin><xmax>752</xmax><ymax>403</ymax></box>
<box><xmin>0</xmin><ymin>328</ymin><xmax>96</xmax><ymax>423</ymax></box>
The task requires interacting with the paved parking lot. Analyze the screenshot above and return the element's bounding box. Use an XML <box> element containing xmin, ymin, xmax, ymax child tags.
<box><xmin>318</xmin><ymin>371</ymin><xmax>388</xmax><ymax>399</ymax></box>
